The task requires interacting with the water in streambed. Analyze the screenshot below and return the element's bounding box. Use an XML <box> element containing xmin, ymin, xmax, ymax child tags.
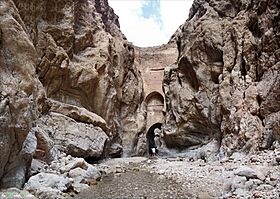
<box><xmin>75</xmin><ymin>169</ymin><xmax>191</xmax><ymax>198</ymax></box>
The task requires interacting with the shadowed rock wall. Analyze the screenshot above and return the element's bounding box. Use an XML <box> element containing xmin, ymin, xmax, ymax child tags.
<box><xmin>163</xmin><ymin>0</ymin><xmax>280</xmax><ymax>159</ymax></box>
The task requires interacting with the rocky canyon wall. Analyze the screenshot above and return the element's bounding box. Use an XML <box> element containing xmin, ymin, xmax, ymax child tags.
<box><xmin>1</xmin><ymin>0</ymin><xmax>279</xmax><ymax>191</ymax></box>
<box><xmin>0</xmin><ymin>0</ymin><xmax>144</xmax><ymax>188</ymax></box>
<box><xmin>163</xmin><ymin>0</ymin><xmax>280</xmax><ymax>160</ymax></box>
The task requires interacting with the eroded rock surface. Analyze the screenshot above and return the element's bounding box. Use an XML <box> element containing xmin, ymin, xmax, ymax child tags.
<box><xmin>1</xmin><ymin>0</ymin><xmax>279</xmax><ymax>196</ymax></box>
<box><xmin>0</xmin><ymin>0</ymin><xmax>144</xmax><ymax>188</ymax></box>
<box><xmin>0</xmin><ymin>0</ymin><xmax>46</xmax><ymax>188</ymax></box>
<box><xmin>12</xmin><ymin>0</ymin><xmax>144</xmax><ymax>156</ymax></box>
<box><xmin>35</xmin><ymin>112</ymin><xmax>108</xmax><ymax>159</ymax></box>
<box><xmin>163</xmin><ymin>0</ymin><xmax>280</xmax><ymax>158</ymax></box>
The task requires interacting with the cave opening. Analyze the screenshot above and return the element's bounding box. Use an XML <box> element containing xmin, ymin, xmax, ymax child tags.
<box><xmin>146</xmin><ymin>123</ymin><xmax>162</xmax><ymax>155</ymax></box>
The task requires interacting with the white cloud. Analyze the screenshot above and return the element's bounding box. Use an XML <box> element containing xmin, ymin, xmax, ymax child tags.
<box><xmin>108</xmin><ymin>0</ymin><xmax>193</xmax><ymax>47</ymax></box>
<box><xmin>161</xmin><ymin>1</ymin><xmax>193</xmax><ymax>38</ymax></box>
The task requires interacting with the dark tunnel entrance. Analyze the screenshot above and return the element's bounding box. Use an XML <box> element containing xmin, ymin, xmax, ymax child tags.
<box><xmin>146</xmin><ymin>123</ymin><xmax>162</xmax><ymax>155</ymax></box>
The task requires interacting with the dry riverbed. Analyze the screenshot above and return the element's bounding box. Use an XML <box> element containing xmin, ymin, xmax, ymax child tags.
<box><xmin>74</xmin><ymin>149</ymin><xmax>280</xmax><ymax>199</ymax></box>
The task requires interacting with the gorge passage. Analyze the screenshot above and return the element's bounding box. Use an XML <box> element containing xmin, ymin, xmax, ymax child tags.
<box><xmin>0</xmin><ymin>0</ymin><xmax>279</xmax><ymax>198</ymax></box>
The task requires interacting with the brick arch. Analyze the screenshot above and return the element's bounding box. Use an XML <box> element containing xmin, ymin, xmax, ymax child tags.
<box><xmin>144</xmin><ymin>91</ymin><xmax>164</xmax><ymax>105</ymax></box>
<box><xmin>145</xmin><ymin>91</ymin><xmax>164</xmax><ymax>130</ymax></box>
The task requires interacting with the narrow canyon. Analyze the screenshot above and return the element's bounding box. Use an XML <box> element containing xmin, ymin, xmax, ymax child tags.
<box><xmin>0</xmin><ymin>0</ymin><xmax>279</xmax><ymax>198</ymax></box>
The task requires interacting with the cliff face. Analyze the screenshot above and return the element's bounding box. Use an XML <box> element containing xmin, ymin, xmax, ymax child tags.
<box><xmin>0</xmin><ymin>0</ymin><xmax>144</xmax><ymax>188</ymax></box>
<box><xmin>163</xmin><ymin>0</ymin><xmax>280</xmax><ymax>159</ymax></box>
<box><xmin>0</xmin><ymin>0</ymin><xmax>46</xmax><ymax>188</ymax></box>
<box><xmin>1</xmin><ymin>0</ymin><xmax>279</xmax><ymax>192</ymax></box>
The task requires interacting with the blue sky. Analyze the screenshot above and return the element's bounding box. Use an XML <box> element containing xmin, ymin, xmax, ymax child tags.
<box><xmin>141</xmin><ymin>0</ymin><xmax>163</xmax><ymax>28</ymax></box>
<box><xmin>108</xmin><ymin>0</ymin><xmax>193</xmax><ymax>47</ymax></box>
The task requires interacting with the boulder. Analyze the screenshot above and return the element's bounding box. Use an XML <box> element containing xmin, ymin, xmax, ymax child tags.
<box><xmin>68</xmin><ymin>164</ymin><xmax>101</xmax><ymax>183</ymax></box>
<box><xmin>68</xmin><ymin>168</ymin><xmax>87</xmax><ymax>182</ymax></box>
<box><xmin>72</xmin><ymin>182</ymin><xmax>90</xmax><ymax>193</ymax></box>
<box><xmin>25</xmin><ymin>173</ymin><xmax>73</xmax><ymax>198</ymax></box>
<box><xmin>85</xmin><ymin>165</ymin><xmax>102</xmax><ymax>181</ymax></box>
<box><xmin>35</xmin><ymin>113</ymin><xmax>108</xmax><ymax>159</ymax></box>
<box><xmin>60</xmin><ymin>158</ymin><xmax>88</xmax><ymax>173</ymax></box>
<box><xmin>30</xmin><ymin>159</ymin><xmax>48</xmax><ymax>176</ymax></box>
<box><xmin>48</xmin><ymin>99</ymin><xmax>109</xmax><ymax>132</ymax></box>
<box><xmin>234</xmin><ymin>166</ymin><xmax>266</xmax><ymax>181</ymax></box>
<box><xmin>235</xmin><ymin>167</ymin><xmax>258</xmax><ymax>179</ymax></box>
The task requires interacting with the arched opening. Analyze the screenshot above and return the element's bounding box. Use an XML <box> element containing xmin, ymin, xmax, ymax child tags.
<box><xmin>146</xmin><ymin>123</ymin><xmax>162</xmax><ymax>155</ymax></box>
<box><xmin>145</xmin><ymin>91</ymin><xmax>164</xmax><ymax>106</ymax></box>
<box><xmin>145</xmin><ymin>91</ymin><xmax>164</xmax><ymax>129</ymax></box>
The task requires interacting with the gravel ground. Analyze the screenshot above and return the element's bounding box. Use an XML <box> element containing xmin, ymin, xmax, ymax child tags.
<box><xmin>73</xmin><ymin>149</ymin><xmax>280</xmax><ymax>199</ymax></box>
<box><xmin>76</xmin><ymin>169</ymin><xmax>191</xmax><ymax>199</ymax></box>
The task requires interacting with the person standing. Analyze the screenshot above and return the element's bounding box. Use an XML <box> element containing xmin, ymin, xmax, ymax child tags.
<box><xmin>154</xmin><ymin>128</ymin><xmax>161</xmax><ymax>154</ymax></box>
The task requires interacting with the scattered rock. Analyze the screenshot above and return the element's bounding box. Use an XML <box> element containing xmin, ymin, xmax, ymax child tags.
<box><xmin>0</xmin><ymin>188</ymin><xmax>37</xmax><ymax>199</ymax></box>
<box><xmin>231</xmin><ymin>176</ymin><xmax>247</xmax><ymax>191</ymax></box>
<box><xmin>234</xmin><ymin>166</ymin><xmax>265</xmax><ymax>180</ymax></box>
<box><xmin>60</xmin><ymin>158</ymin><xmax>88</xmax><ymax>173</ymax></box>
<box><xmin>85</xmin><ymin>165</ymin><xmax>101</xmax><ymax>181</ymax></box>
<box><xmin>30</xmin><ymin>159</ymin><xmax>48</xmax><ymax>176</ymax></box>
<box><xmin>25</xmin><ymin>173</ymin><xmax>73</xmax><ymax>198</ymax></box>
<box><xmin>68</xmin><ymin>168</ymin><xmax>87</xmax><ymax>182</ymax></box>
<box><xmin>72</xmin><ymin>182</ymin><xmax>90</xmax><ymax>193</ymax></box>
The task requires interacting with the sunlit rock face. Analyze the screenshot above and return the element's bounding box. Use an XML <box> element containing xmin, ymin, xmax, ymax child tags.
<box><xmin>0</xmin><ymin>0</ymin><xmax>144</xmax><ymax>188</ymax></box>
<box><xmin>13</xmin><ymin>0</ymin><xmax>145</xmax><ymax>157</ymax></box>
<box><xmin>163</xmin><ymin>0</ymin><xmax>280</xmax><ymax>158</ymax></box>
